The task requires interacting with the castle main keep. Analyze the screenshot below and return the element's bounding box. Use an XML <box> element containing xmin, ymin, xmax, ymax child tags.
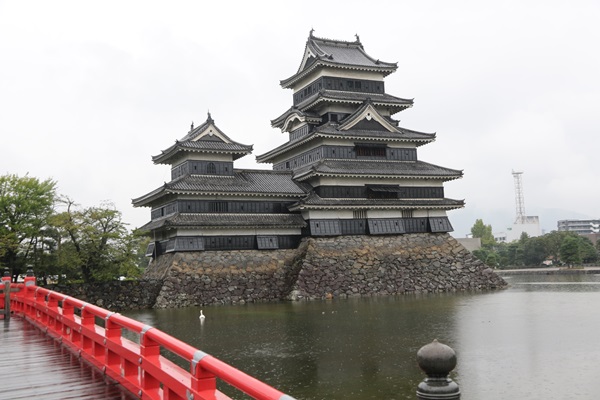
<box><xmin>133</xmin><ymin>32</ymin><xmax>505</xmax><ymax>306</ymax></box>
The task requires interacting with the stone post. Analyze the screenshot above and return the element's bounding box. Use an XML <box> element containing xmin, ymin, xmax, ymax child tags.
<box><xmin>416</xmin><ymin>339</ymin><xmax>460</xmax><ymax>399</ymax></box>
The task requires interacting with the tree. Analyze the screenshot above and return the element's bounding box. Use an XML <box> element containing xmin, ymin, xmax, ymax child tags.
<box><xmin>522</xmin><ymin>236</ymin><xmax>547</xmax><ymax>266</ymax></box>
<box><xmin>578</xmin><ymin>237</ymin><xmax>598</xmax><ymax>264</ymax></box>
<box><xmin>540</xmin><ymin>231</ymin><xmax>567</xmax><ymax>261</ymax></box>
<box><xmin>51</xmin><ymin>199</ymin><xmax>141</xmax><ymax>283</ymax></box>
<box><xmin>0</xmin><ymin>174</ymin><xmax>57</xmax><ymax>281</ymax></box>
<box><xmin>470</xmin><ymin>219</ymin><xmax>495</xmax><ymax>247</ymax></box>
<box><xmin>560</xmin><ymin>236</ymin><xmax>582</xmax><ymax>266</ymax></box>
<box><xmin>485</xmin><ymin>252</ymin><xmax>500</xmax><ymax>268</ymax></box>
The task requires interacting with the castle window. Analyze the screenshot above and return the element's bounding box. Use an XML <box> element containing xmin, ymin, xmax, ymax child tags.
<box><xmin>354</xmin><ymin>143</ymin><xmax>387</xmax><ymax>158</ymax></box>
<box><xmin>206</xmin><ymin>163</ymin><xmax>216</xmax><ymax>174</ymax></box>
<box><xmin>354</xmin><ymin>210</ymin><xmax>367</xmax><ymax>219</ymax></box>
<box><xmin>402</xmin><ymin>210</ymin><xmax>414</xmax><ymax>218</ymax></box>
<box><xmin>209</xmin><ymin>201</ymin><xmax>228</xmax><ymax>213</ymax></box>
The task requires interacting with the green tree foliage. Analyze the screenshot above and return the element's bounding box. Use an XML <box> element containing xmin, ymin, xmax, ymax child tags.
<box><xmin>468</xmin><ymin>218</ymin><xmax>599</xmax><ymax>269</ymax></box>
<box><xmin>0</xmin><ymin>174</ymin><xmax>57</xmax><ymax>280</ymax></box>
<box><xmin>578</xmin><ymin>237</ymin><xmax>598</xmax><ymax>264</ymax></box>
<box><xmin>541</xmin><ymin>231</ymin><xmax>566</xmax><ymax>260</ymax></box>
<box><xmin>485</xmin><ymin>252</ymin><xmax>500</xmax><ymax>268</ymax></box>
<box><xmin>51</xmin><ymin>198</ymin><xmax>142</xmax><ymax>283</ymax></box>
<box><xmin>522</xmin><ymin>236</ymin><xmax>547</xmax><ymax>266</ymax></box>
<box><xmin>560</xmin><ymin>236</ymin><xmax>582</xmax><ymax>266</ymax></box>
<box><xmin>470</xmin><ymin>219</ymin><xmax>496</xmax><ymax>247</ymax></box>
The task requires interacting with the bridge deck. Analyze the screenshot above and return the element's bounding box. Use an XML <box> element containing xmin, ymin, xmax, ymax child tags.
<box><xmin>0</xmin><ymin>317</ymin><xmax>133</xmax><ymax>400</ymax></box>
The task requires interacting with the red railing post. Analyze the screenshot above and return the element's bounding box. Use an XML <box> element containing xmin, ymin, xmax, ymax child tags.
<box><xmin>190</xmin><ymin>351</ymin><xmax>218</xmax><ymax>399</ymax></box>
<box><xmin>140</xmin><ymin>326</ymin><xmax>162</xmax><ymax>398</ymax></box>
<box><xmin>104</xmin><ymin>312</ymin><xmax>123</xmax><ymax>376</ymax></box>
<box><xmin>60</xmin><ymin>295</ymin><xmax>76</xmax><ymax>342</ymax></box>
<box><xmin>23</xmin><ymin>267</ymin><xmax>36</xmax><ymax>291</ymax></box>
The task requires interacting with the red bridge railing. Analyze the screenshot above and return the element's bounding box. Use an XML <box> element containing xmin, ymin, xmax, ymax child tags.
<box><xmin>5</xmin><ymin>273</ymin><xmax>296</xmax><ymax>400</ymax></box>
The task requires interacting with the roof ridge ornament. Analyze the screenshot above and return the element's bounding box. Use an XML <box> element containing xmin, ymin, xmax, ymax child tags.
<box><xmin>207</xmin><ymin>110</ymin><xmax>213</xmax><ymax>122</ymax></box>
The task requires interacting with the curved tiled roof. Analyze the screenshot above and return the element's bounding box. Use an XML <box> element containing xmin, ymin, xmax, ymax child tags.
<box><xmin>153</xmin><ymin>140</ymin><xmax>253</xmax><ymax>164</ymax></box>
<box><xmin>295</xmin><ymin>90</ymin><xmax>413</xmax><ymax>112</ymax></box>
<box><xmin>281</xmin><ymin>32</ymin><xmax>397</xmax><ymax>88</ymax></box>
<box><xmin>293</xmin><ymin>159</ymin><xmax>463</xmax><ymax>181</ymax></box>
<box><xmin>255</xmin><ymin>124</ymin><xmax>436</xmax><ymax>163</ymax></box>
<box><xmin>140</xmin><ymin>213</ymin><xmax>306</xmax><ymax>231</ymax></box>
<box><xmin>152</xmin><ymin>114</ymin><xmax>253</xmax><ymax>164</ymax></box>
<box><xmin>132</xmin><ymin>170</ymin><xmax>309</xmax><ymax>207</ymax></box>
<box><xmin>289</xmin><ymin>192</ymin><xmax>464</xmax><ymax>211</ymax></box>
<box><xmin>270</xmin><ymin>108</ymin><xmax>322</xmax><ymax>129</ymax></box>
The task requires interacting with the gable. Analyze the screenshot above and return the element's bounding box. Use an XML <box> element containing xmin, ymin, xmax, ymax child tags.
<box><xmin>349</xmin><ymin>118</ymin><xmax>387</xmax><ymax>131</ymax></box>
<box><xmin>191</xmin><ymin>123</ymin><xmax>231</xmax><ymax>143</ymax></box>
<box><xmin>338</xmin><ymin>102</ymin><xmax>399</xmax><ymax>133</ymax></box>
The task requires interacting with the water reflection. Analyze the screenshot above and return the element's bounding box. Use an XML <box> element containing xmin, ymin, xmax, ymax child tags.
<box><xmin>124</xmin><ymin>274</ymin><xmax>600</xmax><ymax>399</ymax></box>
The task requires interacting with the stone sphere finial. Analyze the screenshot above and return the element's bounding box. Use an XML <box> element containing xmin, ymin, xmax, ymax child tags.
<box><xmin>416</xmin><ymin>339</ymin><xmax>460</xmax><ymax>399</ymax></box>
<box><xmin>3</xmin><ymin>267</ymin><xmax>10</xmax><ymax>277</ymax></box>
<box><xmin>26</xmin><ymin>266</ymin><xmax>34</xmax><ymax>277</ymax></box>
<box><xmin>417</xmin><ymin>339</ymin><xmax>457</xmax><ymax>377</ymax></box>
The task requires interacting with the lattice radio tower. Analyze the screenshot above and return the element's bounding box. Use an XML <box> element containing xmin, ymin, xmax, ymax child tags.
<box><xmin>512</xmin><ymin>170</ymin><xmax>525</xmax><ymax>224</ymax></box>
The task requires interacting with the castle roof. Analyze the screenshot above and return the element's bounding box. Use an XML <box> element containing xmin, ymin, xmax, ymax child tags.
<box><xmin>140</xmin><ymin>213</ymin><xmax>307</xmax><ymax>231</ymax></box>
<box><xmin>132</xmin><ymin>169</ymin><xmax>309</xmax><ymax>207</ymax></box>
<box><xmin>152</xmin><ymin>113</ymin><xmax>253</xmax><ymax>164</ymax></box>
<box><xmin>292</xmin><ymin>159</ymin><xmax>463</xmax><ymax>182</ymax></box>
<box><xmin>256</xmin><ymin>125</ymin><xmax>436</xmax><ymax>163</ymax></box>
<box><xmin>281</xmin><ymin>32</ymin><xmax>397</xmax><ymax>89</ymax></box>
<box><xmin>296</xmin><ymin>90</ymin><xmax>412</xmax><ymax>114</ymax></box>
<box><xmin>289</xmin><ymin>193</ymin><xmax>464</xmax><ymax>211</ymax></box>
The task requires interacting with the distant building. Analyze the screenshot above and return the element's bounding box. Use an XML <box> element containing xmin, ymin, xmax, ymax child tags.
<box><xmin>505</xmin><ymin>216</ymin><xmax>542</xmax><ymax>242</ymax></box>
<box><xmin>558</xmin><ymin>219</ymin><xmax>600</xmax><ymax>235</ymax></box>
<box><xmin>133</xmin><ymin>32</ymin><xmax>465</xmax><ymax>257</ymax></box>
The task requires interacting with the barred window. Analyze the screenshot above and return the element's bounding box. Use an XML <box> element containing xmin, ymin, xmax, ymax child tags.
<box><xmin>354</xmin><ymin>144</ymin><xmax>386</xmax><ymax>157</ymax></box>
<box><xmin>353</xmin><ymin>210</ymin><xmax>367</xmax><ymax>219</ymax></box>
<box><xmin>208</xmin><ymin>201</ymin><xmax>228</xmax><ymax>213</ymax></box>
<box><xmin>206</xmin><ymin>162</ymin><xmax>216</xmax><ymax>174</ymax></box>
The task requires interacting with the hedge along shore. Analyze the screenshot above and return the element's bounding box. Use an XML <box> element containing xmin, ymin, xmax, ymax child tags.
<box><xmin>146</xmin><ymin>233</ymin><xmax>507</xmax><ymax>308</ymax></box>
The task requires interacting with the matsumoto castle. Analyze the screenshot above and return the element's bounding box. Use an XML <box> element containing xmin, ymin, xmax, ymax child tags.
<box><xmin>133</xmin><ymin>32</ymin><xmax>465</xmax><ymax>257</ymax></box>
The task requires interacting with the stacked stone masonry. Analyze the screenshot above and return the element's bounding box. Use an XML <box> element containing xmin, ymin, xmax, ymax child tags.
<box><xmin>147</xmin><ymin>233</ymin><xmax>506</xmax><ymax>308</ymax></box>
<box><xmin>47</xmin><ymin>280</ymin><xmax>163</xmax><ymax>311</ymax></box>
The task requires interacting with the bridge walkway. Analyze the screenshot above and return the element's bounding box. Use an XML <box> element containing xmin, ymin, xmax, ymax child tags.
<box><xmin>0</xmin><ymin>317</ymin><xmax>133</xmax><ymax>400</ymax></box>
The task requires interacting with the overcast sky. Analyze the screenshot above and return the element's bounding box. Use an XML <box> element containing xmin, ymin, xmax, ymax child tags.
<box><xmin>1</xmin><ymin>0</ymin><xmax>598</xmax><ymax>237</ymax></box>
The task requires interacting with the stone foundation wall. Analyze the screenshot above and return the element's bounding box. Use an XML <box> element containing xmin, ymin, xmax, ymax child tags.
<box><xmin>148</xmin><ymin>246</ymin><xmax>307</xmax><ymax>308</ymax></box>
<box><xmin>147</xmin><ymin>233</ymin><xmax>506</xmax><ymax>308</ymax></box>
<box><xmin>291</xmin><ymin>233</ymin><xmax>505</xmax><ymax>300</ymax></box>
<box><xmin>46</xmin><ymin>280</ymin><xmax>163</xmax><ymax>311</ymax></box>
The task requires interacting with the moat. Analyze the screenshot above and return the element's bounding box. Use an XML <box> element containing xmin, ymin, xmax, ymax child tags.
<box><xmin>125</xmin><ymin>273</ymin><xmax>600</xmax><ymax>399</ymax></box>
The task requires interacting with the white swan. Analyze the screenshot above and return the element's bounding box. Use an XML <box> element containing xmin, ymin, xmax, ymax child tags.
<box><xmin>199</xmin><ymin>310</ymin><xmax>206</xmax><ymax>320</ymax></box>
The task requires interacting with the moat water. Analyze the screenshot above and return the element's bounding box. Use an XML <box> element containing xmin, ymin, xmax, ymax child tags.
<box><xmin>125</xmin><ymin>273</ymin><xmax>600</xmax><ymax>399</ymax></box>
